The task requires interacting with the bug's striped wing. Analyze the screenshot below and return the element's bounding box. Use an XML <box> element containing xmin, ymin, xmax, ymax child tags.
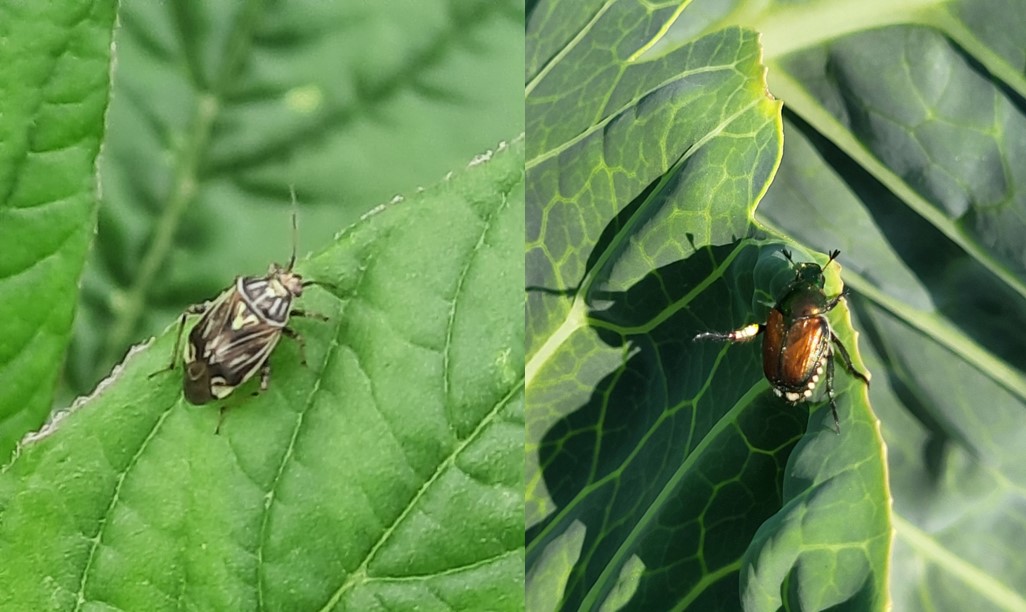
<box><xmin>186</xmin><ymin>288</ymin><xmax>283</xmax><ymax>397</ymax></box>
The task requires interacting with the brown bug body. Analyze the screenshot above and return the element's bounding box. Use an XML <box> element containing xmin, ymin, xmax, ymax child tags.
<box><xmin>761</xmin><ymin>310</ymin><xmax>829</xmax><ymax>399</ymax></box>
<box><xmin>152</xmin><ymin>206</ymin><xmax>325</xmax><ymax>409</ymax></box>
<box><xmin>694</xmin><ymin>249</ymin><xmax>869</xmax><ymax>433</ymax></box>
<box><xmin>181</xmin><ymin>267</ymin><xmax>306</xmax><ymax>404</ymax></box>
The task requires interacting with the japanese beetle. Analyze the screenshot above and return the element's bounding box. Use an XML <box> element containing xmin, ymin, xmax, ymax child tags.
<box><xmin>150</xmin><ymin>206</ymin><xmax>327</xmax><ymax>408</ymax></box>
<box><xmin>694</xmin><ymin>249</ymin><xmax>870</xmax><ymax>433</ymax></box>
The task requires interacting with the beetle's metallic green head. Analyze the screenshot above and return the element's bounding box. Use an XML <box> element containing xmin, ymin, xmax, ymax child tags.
<box><xmin>794</xmin><ymin>262</ymin><xmax>826</xmax><ymax>288</ymax></box>
<box><xmin>789</xmin><ymin>249</ymin><xmax>839</xmax><ymax>290</ymax></box>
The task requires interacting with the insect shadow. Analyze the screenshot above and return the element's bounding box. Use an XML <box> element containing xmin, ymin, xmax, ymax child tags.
<box><xmin>528</xmin><ymin>241</ymin><xmax>827</xmax><ymax>609</ymax></box>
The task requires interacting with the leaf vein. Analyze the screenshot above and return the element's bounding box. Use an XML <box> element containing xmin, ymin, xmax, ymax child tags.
<box><xmin>317</xmin><ymin>375</ymin><xmax>524</xmax><ymax>610</ymax></box>
<box><xmin>73</xmin><ymin>401</ymin><xmax>177</xmax><ymax>610</ymax></box>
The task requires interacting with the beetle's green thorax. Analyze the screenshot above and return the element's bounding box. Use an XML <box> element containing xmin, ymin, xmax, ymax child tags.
<box><xmin>776</xmin><ymin>284</ymin><xmax>828</xmax><ymax>320</ymax></box>
<box><xmin>776</xmin><ymin>262</ymin><xmax>829</xmax><ymax>320</ymax></box>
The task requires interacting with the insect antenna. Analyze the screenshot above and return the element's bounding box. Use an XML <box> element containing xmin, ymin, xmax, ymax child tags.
<box><xmin>287</xmin><ymin>185</ymin><xmax>299</xmax><ymax>271</ymax></box>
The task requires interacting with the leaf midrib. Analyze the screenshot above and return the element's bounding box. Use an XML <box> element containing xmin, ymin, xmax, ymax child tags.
<box><xmin>893</xmin><ymin>513</ymin><xmax>1026</xmax><ymax>610</ymax></box>
<box><xmin>101</xmin><ymin>0</ymin><xmax>265</xmax><ymax>368</ymax></box>
<box><xmin>315</xmin><ymin>143</ymin><xmax>523</xmax><ymax>609</ymax></box>
<box><xmin>74</xmin><ymin>391</ymin><xmax>178</xmax><ymax>611</ymax></box>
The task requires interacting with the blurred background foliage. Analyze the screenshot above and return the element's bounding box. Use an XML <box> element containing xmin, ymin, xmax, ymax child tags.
<box><xmin>59</xmin><ymin>0</ymin><xmax>524</xmax><ymax>407</ymax></box>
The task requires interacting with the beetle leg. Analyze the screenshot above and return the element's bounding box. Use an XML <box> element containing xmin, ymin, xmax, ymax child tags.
<box><xmin>215</xmin><ymin>406</ymin><xmax>229</xmax><ymax>435</ymax></box>
<box><xmin>165</xmin><ymin>312</ymin><xmax>189</xmax><ymax>372</ymax></box>
<box><xmin>290</xmin><ymin>308</ymin><xmax>329</xmax><ymax>322</ymax></box>
<box><xmin>245</xmin><ymin>362</ymin><xmax>273</xmax><ymax>399</ymax></box>
<box><xmin>693</xmin><ymin>323</ymin><xmax>764</xmax><ymax>343</ymax></box>
<box><xmin>829</xmin><ymin>331</ymin><xmax>870</xmax><ymax>387</ymax></box>
<box><xmin>825</xmin><ymin>350</ymin><xmax>841</xmax><ymax>434</ymax></box>
<box><xmin>258</xmin><ymin>362</ymin><xmax>271</xmax><ymax>393</ymax></box>
<box><xmin>149</xmin><ymin>302</ymin><xmax>209</xmax><ymax>378</ymax></box>
<box><xmin>282</xmin><ymin>327</ymin><xmax>308</xmax><ymax>366</ymax></box>
<box><xmin>823</xmin><ymin>288</ymin><xmax>848</xmax><ymax>313</ymax></box>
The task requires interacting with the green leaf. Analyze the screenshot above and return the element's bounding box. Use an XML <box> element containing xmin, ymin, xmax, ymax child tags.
<box><xmin>525</xmin><ymin>2</ymin><xmax>888</xmax><ymax>607</ymax></box>
<box><xmin>0</xmin><ymin>1</ymin><xmax>117</xmax><ymax>459</ymax></box>
<box><xmin>529</xmin><ymin>0</ymin><xmax>1026</xmax><ymax>610</ymax></box>
<box><xmin>724</xmin><ymin>2</ymin><xmax>1026</xmax><ymax>610</ymax></box>
<box><xmin>61</xmin><ymin>0</ymin><xmax>525</xmax><ymax>412</ymax></box>
<box><xmin>0</xmin><ymin>138</ymin><xmax>525</xmax><ymax>610</ymax></box>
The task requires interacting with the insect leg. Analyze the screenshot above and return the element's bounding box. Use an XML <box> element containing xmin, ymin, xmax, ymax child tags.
<box><xmin>246</xmin><ymin>364</ymin><xmax>272</xmax><ymax>399</ymax></box>
<box><xmin>693</xmin><ymin>323</ymin><xmax>764</xmax><ymax>343</ymax></box>
<box><xmin>258</xmin><ymin>362</ymin><xmax>271</xmax><ymax>393</ymax></box>
<box><xmin>825</xmin><ymin>349</ymin><xmax>840</xmax><ymax>434</ymax></box>
<box><xmin>282</xmin><ymin>327</ymin><xmax>308</xmax><ymax>366</ymax></box>
<box><xmin>829</xmin><ymin>331</ymin><xmax>870</xmax><ymax>387</ymax></box>
<box><xmin>290</xmin><ymin>308</ymin><xmax>329</xmax><ymax>322</ymax></box>
<box><xmin>823</xmin><ymin>287</ymin><xmax>849</xmax><ymax>313</ymax></box>
<box><xmin>149</xmin><ymin>303</ymin><xmax>209</xmax><ymax>378</ymax></box>
<box><xmin>215</xmin><ymin>406</ymin><xmax>228</xmax><ymax>435</ymax></box>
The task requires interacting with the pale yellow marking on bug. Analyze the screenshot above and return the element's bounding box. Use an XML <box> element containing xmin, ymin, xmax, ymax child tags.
<box><xmin>205</xmin><ymin>332</ymin><xmax>224</xmax><ymax>354</ymax></box>
<box><xmin>233</xmin><ymin>302</ymin><xmax>260</xmax><ymax>329</ymax></box>
<box><xmin>210</xmin><ymin>377</ymin><xmax>233</xmax><ymax>399</ymax></box>
<box><xmin>266</xmin><ymin>278</ymin><xmax>289</xmax><ymax>298</ymax></box>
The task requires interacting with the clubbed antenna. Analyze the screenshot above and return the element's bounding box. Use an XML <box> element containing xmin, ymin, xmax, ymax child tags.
<box><xmin>288</xmin><ymin>185</ymin><xmax>298</xmax><ymax>271</ymax></box>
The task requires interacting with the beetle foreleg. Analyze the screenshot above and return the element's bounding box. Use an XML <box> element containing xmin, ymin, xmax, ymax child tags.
<box><xmin>258</xmin><ymin>362</ymin><xmax>271</xmax><ymax>394</ymax></box>
<box><xmin>693</xmin><ymin>323</ymin><xmax>764</xmax><ymax>343</ymax></box>
<box><xmin>829</xmin><ymin>331</ymin><xmax>870</xmax><ymax>387</ymax></box>
<box><xmin>215</xmin><ymin>406</ymin><xmax>228</xmax><ymax>435</ymax></box>
<box><xmin>825</xmin><ymin>350</ymin><xmax>841</xmax><ymax>434</ymax></box>
<box><xmin>823</xmin><ymin>287</ymin><xmax>849</xmax><ymax>313</ymax></box>
<box><xmin>163</xmin><ymin>312</ymin><xmax>189</xmax><ymax>373</ymax></box>
<box><xmin>290</xmin><ymin>308</ymin><xmax>329</xmax><ymax>322</ymax></box>
<box><xmin>246</xmin><ymin>362</ymin><xmax>273</xmax><ymax>399</ymax></box>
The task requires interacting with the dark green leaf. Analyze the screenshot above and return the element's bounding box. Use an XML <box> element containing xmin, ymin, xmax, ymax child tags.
<box><xmin>525</xmin><ymin>3</ymin><xmax>886</xmax><ymax>608</ymax></box>
<box><xmin>751</xmin><ymin>9</ymin><xmax>1026</xmax><ymax>612</ymax></box>
<box><xmin>0</xmin><ymin>0</ymin><xmax>117</xmax><ymax>458</ymax></box>
<box><xmin>678</xmin><ymin>1</ymin><xmax>1026</xmax><ymax>610</ymax></box>
<box><xmin>61</xmin><ymin>0</ymin><xmax>525</xmax><ymax>412</ymax></box>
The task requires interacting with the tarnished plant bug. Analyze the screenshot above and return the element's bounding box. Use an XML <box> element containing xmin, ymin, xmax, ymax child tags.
<box><xmin>694</xmin><ymin>249</ymin><xmax>870</xmax><ymax>434</ymax></box>
<box><xmin>150</xmin><ymin>198</ymin><xmax>327</xmax><ymax>410</ymax></box>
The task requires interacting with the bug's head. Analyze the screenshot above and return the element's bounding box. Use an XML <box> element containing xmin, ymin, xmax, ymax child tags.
<box><xmin>268</xmin><ymin>262</ymin><xmax>306</xmax><ymax>297</ymax></box>
<box><xmin>786</xmin><ymin>249</ymin><xmax>840</xmax><ymax>289</ymax></box>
